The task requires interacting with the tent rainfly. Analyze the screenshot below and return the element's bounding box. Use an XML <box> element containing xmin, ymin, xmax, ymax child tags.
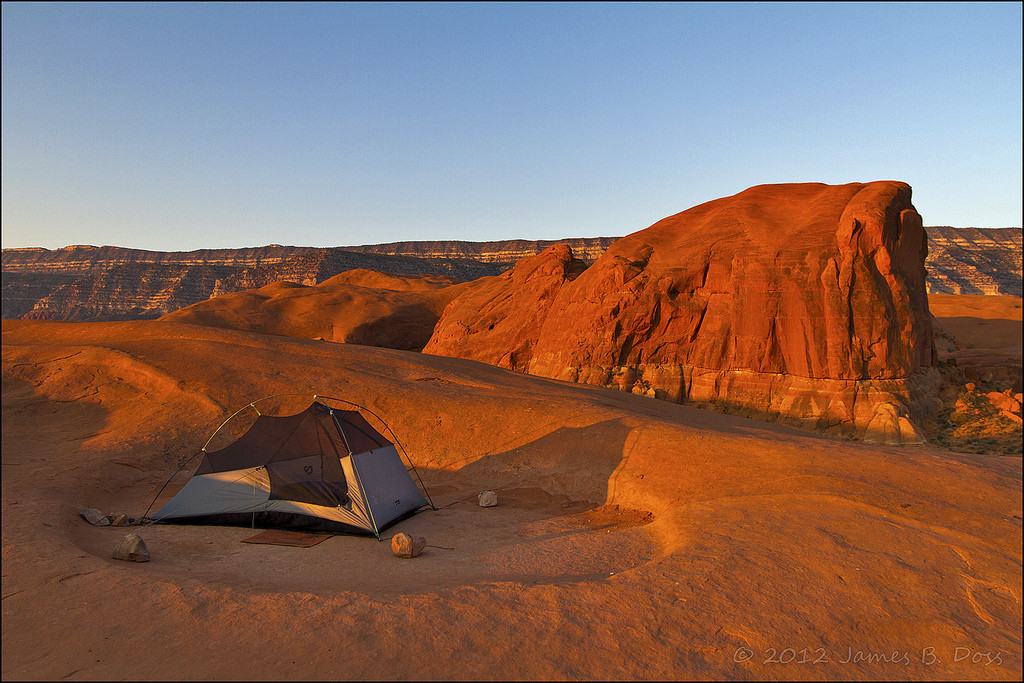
<box><xmin>148</xmin><ymin>398</ymin><xmax>430</xmax><ymax>538</ymax></box>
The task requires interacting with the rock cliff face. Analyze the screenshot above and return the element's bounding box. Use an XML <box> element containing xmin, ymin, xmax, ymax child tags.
<box><xmin>1</xmin><ymin>245</ymin><xmax>314</xmax><ymax>319</ymax></box>
<box><xmin>424</xmin><ymin>245</ymin><xmax>590</xmax><ymax>369</ymax></box>
<box><xmin>1</xmin><ymin>244</ymin><xmax>316</xmax><ymax>271</ymax></box>
<box><xmin>925</xmin><ymin>227</ymin><xmax>1022</xmax><ymax>296</ymax></box>
<box><xmin>0</xmin><ymin>241</ymin><xmax>615</xmax><ymax>322</ymax></box>
<box><xmin>209</xmin><ymin>249</ymin><xmax>501</xmax><ymax>296</ymax></box>
<box><xmin>343</xmin><ymin>237</ymin><xmax>618</xmax><ymax>265</ymax></box>
<box><xmin>424</xmin><ymin>182</ymin><xmax>941</xmax><ymax>443</ymax></box>
<box><xmin>2</xmin><ymin>229</ymin><xmax>1018</xmax><ymax>322</ymax></box>
<box><xmin>21</xmin><ymin>263</ymin><xmax>238</xmax><ymax>321</ymax></box>
<box><xmin>2</xmin><ymin>246</ymin><xmax>502</xmax><ymax>321</ymax></box>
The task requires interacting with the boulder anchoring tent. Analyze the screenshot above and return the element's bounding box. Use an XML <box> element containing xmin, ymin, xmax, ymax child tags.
<box><xmin>144</xmin><ymin>394</ymin><xmax>434</xmax><ymax>539</ymax></box>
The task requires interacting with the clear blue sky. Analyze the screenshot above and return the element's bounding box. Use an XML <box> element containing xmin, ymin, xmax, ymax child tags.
<box><xmin>2</xmin><ymin>2</ymin><xmax>1021</xmax><ymax>252</ymax></box>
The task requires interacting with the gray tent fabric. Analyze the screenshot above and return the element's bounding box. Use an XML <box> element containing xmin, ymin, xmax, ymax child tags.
<box><xmin>150</xmin><ymin>401</ymin><xmax>428</xmax><ymax>537</ymax></box>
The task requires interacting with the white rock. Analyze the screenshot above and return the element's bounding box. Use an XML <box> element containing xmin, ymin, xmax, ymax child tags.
<box><xmin>112</xmin><ymin>533</ymin><xmax>150</xmax><ymax>562</ymax></box>
<box><xmin>478</xmin><ymin>490</ymin><xmax>498</xmax><ymax>507</ymax></box>
<box><xmin>79</xmin><ymin>508</ymin><xmax>110</xmax><ymax>526</ymax></box>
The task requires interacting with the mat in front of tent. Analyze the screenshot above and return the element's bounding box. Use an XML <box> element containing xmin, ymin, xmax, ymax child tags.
<box><xmin>241</xmin><ymin>529</ymin><xmax>333</xmax><ymax>547</ymax></box>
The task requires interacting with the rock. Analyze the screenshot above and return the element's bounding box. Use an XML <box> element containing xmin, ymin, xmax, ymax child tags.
<box><xmin>1000</xmin><ymin>410</ymin><xmax>1023</xmax><ymax>424</ymax></box>
<box><xmin>478</xmin><ymin>490</ymin><xmax>498</xmax><ymax>507</ymax></box>
<box><xmin>2</xmin><ymin>245</ymin><xmax>504</xmax><ymax>322</ymax></box>
<box><xmin>79</xmin><ymin>508</ymin><xmax>110</xmax><ymax>526</ymax></box>
<box><xmin>423</xmin><ymin>245</ymin><xmax>588</xmax><ymax>371</ymax></box>
<box><xmin>925</xmin><ymin>227</ymin><xmax>1023</xmax><ymax>297</ymax></box>
<box><xmin>391</xmin><ymin>532</ymin><xmax>426</xmax><ymax>558</ymax></box>
<box><xmin>987</xmin><ymin>391</ymin><xmax>1021</xmax><ymax>415</ymax></box>
<box><xmin>109</xmin><ymin>513</ymin><xmax>131</xmax><ymax>527</ymax></box>
<box><xmin>6</xmin><ymin>228</ymin><xmax>1018</xmax><ymax>322</ymax></box>
<box><xmin>112</xmin><ymin>533</ymin><xmax>150</xmax><ymax>562</ymax></box>
<box><xmin>425</xmin><ymin>182</ymin><xmax>938</xmax><ymax>442</ymax></box>
<box><xmin>162</xmin><ymin>270</ymin><xmax>476</xmax><ymax>351</ymax></box>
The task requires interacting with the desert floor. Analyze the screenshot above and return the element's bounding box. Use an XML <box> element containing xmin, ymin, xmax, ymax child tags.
<box><xmin>2</xmin><ymin>294</ymin><xmax>1021</xmax><ymax>681</ymax></box>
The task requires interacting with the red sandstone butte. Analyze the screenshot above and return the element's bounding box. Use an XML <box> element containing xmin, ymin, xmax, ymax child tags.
<box><xmin>423</xmin><ymin>182</ymin><xmax>939</xmax><ymax>443</ymax></box>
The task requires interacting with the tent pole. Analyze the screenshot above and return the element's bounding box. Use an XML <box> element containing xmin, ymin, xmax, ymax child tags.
<box><xmin>139</xmin><ymin>449</ymin><xmax>204</xmax><ymax>523</ymax></box>
<box><xmin>348</xmin><ymin>454</ymin><xmax>381</xmax><ymax>540</ymax></box>
<box><xmin>145</xmin><ymin>392</ymin><xmax>437</xmax><ymax>529</ymax></box>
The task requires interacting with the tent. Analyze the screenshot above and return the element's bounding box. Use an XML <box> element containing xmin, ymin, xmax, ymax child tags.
<box><xmin>147</xmin><ymin>397</ymin><xmax>431</xmax><ymax>538</ymax></box>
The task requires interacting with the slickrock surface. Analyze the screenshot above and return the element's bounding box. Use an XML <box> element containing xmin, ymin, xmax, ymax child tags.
<box><xmin>2</xmin><ymin>318</ymin><xmax>1020</xmax><ymax>680</ymax></box>
<box><xmin>425</xmin><ymin>182</ymin><xmax>939</xmax><ymax>443</ymax></box>
<box><xmin>922</xmin><ymin>294</ymin><xmax>1023</xmax><ymax>455</ymax></box>
<box><xmin>930</xmin><ymin>294</ymin><xmax>1023</xmax><ymax>392</ymax></box>
<box><xmin>160</xmin><ymin>269</ymin><xmax>472</xmax><ymax>350</ymax></box>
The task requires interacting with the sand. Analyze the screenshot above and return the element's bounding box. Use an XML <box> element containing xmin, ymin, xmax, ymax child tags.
<box><xmin>2</xmin><ymin>294</ymin><xmax>1021</xmax><ymax>681</ymax></box>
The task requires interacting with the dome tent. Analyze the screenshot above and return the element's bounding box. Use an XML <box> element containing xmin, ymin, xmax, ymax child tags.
<box><xmin>146</xmin><ymin>395</ymin><xmax>432</xmax><ymax>539</ymax></box>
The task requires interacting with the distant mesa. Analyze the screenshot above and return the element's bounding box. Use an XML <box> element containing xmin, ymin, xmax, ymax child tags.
<box><xmin>424</xmin><ymin>181</ymin><xmax>943</xmax><ymax>444</ymax></box>
<box><xmin>0</xmin><ymin>246</ymin><xmax>504</xmax><ymax>321</ymax></box>
<box><xmin>1</xmin><ymin>238</ymin><xmax>616</xmax><ymax>322</ymax></box>
<box><xmin>923</xmin><ymin>227</ymin><xmax>1022</xmax><ymax>296</ymax></box>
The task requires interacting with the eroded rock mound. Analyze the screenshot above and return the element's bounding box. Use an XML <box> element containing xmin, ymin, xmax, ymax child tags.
<box><xmin>424</xmin><ymin>245</ymin><xmax>587</xmax><ymax>370</ymax></box>
<box><xmin>161</xmin><ymin>269</ymin><xmax>473</xmax><ymax>350</ymax></box>
<box><xmin>424</xmin><ymin>181</ymin><xmax>939</xmax><ymax>443</ymax></box>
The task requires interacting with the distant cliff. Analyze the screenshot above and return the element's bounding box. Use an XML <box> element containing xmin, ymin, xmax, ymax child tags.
<box><xmin>342</xmin><ymin>237</ymin><xmax>619</xmax><ymax>264</ymax></box>
<box><xmin>2</xmin><ymin>245</ymin><xmax>315</xmax><ymax>319</ymax></box>
<box><xmin>1</xmin><ymin>230</ymin><xmax>1019</xmax><ymax>321</ymax></box>
<box><xmin>2</xmin><ymin>245</ymin><xmax>506</xmax><ymax>321</ymax></box>
<box><xmin>924</xmin><ymin>227</ymin><xmax>1022</xmax><ymax>296</ymax></box>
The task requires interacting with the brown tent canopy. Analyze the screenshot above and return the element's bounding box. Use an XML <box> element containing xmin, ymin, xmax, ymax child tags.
<box><xmin>150</xmin><ymin>400</ymin><xmax>429</xmax><ymax>538</ymax></box>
